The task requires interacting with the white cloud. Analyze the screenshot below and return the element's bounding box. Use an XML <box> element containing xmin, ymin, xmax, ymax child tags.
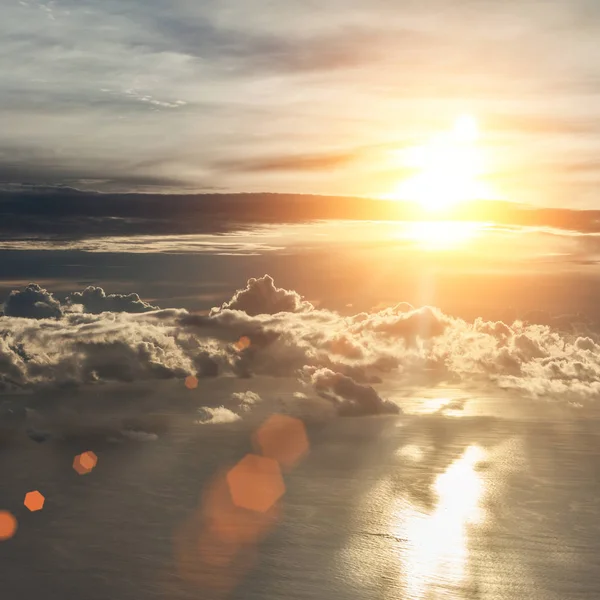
<box><xmin>66</xmin><ymin>286</ymin><xmax>159</xmax><ymax>314</ymax></box>
<box><xmin>211</xmin><ymin>274</ymin><xmax>313</xmax><ymax>316</ymax></box>
<box><xmin>3</xmin><ymin>276</ymin><xmax>600</xmax><ymax>410</ymax></box>
<box><xmin>196</xmin><ymin>406</ymin><xmax>241</xmax><ymax>424</ymax></box>
<box><xmin>120</xmin><ymin>429</ymin><xmax>159</xmax><ymax>442</ymax></box>
<box><xmin>231</xmin><ymin>390</ymin><xmax>262</xmax><ymax>411</ymax></box>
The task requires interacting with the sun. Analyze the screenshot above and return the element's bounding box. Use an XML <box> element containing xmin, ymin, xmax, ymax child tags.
<box><xmin>386</xmin><ymin>115</ymin><xmax>497</xmax><ymax>211</ymax></box>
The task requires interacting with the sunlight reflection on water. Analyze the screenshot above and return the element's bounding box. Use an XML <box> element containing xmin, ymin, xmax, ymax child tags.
<box><xmin>392</xmin><ymin>445</ymin><xmax>486</xmax><ymax>599</ymax></box>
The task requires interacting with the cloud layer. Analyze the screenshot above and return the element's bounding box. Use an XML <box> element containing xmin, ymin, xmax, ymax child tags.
<box><xmin>2</xmin><ymin>276</ymin><xmax>600</xmax><ymax>413</ymax></box>
<box><xmin>5</xmin><ymin>190</ymin><xmax>600</xmax><ymax>240</ymax></box>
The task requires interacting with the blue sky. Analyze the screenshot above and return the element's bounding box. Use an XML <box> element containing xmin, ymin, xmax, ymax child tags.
<box><xmin>3</xmin><ymin>0</ymin><xmax>600</xmax><ymax>206</ymax></box>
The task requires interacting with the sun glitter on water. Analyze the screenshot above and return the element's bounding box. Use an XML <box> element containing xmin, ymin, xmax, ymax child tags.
<box><xmin>385</xmin><ymin>115</ymin><xmax>499</xmax><ymax>211</ymax></box>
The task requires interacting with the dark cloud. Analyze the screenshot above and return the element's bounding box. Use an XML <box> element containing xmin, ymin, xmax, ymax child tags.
<box><xmin>3</xmin><ymin>283</ymin><xmax>62</xmax><ymax>319</ymax></box>
<box><xmin>212</xmin><ymin>275</ymin><xmax>313</xmax><ymax>316</ymax></box>
<box><xmin>0</xmin><ymin>159</ymin><xmax>204</xmax><ymax>196</ymax></box>
<box><xmin>2</xmin><ymin>282</ymin><xmax>160</xmax><ymax>320</ymax></box>
<box><xmin>2</xmin><ymin>189</ymin><xmax>600</xmax><ymax>241</ymax></box>
<box><xmin>66</xmin><ymin>286</ymin><xmax>159</xmax><ymax>314</ymax></box>
<box><xmin>307</xmin><ymin>367</ymin><xmax>401</xmax><ymax>417</ymax></box>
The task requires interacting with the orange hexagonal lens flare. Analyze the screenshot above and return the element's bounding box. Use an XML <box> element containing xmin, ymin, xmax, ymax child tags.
<box><xmin>185</xmin><ymin>375</ymin><xmax>199</xmax><ymax>390</ymax></box>
<box><xmin>73</xmin><ymin>450</ymin><xmax>98</xmax><ymax>475</ymax></box>
<box><xmin>226</xmin><ymin>454</ymin><xmax>285</xmax><ymax>514</ymax></box>
<box><xmin>234</xmin><ymin>336</ymin><xmax>251</xmax><ymax>352</ymax></box>
<box><xmin>24</xmin><ymin>490</ymin><xmax>45</xmax><ymax>512</ymax></box>
<box><xmin>0</xmin><ymin>511</ymin><xmax>17</xmax><ymax>541</ymax></box>
<box><xmin>203</xmin><ymin>474</ymin><xmax>281</xmax><ymax>546</ymax></box>
<box><xmin>254</xmin><ymin>414</ymin><xmax>309</xmax><ymax>470</ymax></box>
<box><xmin>173</xmin><ymin>510</ymin><xmax>257</xmax><ymax>595</ymax></box>
<box><xmin>176</xmin><ymin>529</ymin><xmax>256</xmax><ymax>594</ymax></box>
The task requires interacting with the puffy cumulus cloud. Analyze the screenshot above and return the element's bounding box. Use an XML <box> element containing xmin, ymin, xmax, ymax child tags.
<box><xmin>348</xmin><ymin>305</ymin><xmax>451</xmax><ymax>347</ymax></box>
<box><xmin>66</xmin><ymin>286</ymin><xmax>159</xmax><ymax>314</ymax></box>
<box><xmin>198</xmin><ymin>287</ymin><xmax>600</xmax><ymax>405</ymax></box>
<box><xmin>3</xmin><ymin>283</ymin><xmax>62</xmax><ymax>319</ymax></box>
<box><xmin>211</xmin><ymin>275</ymin><xmax>313</xmax><ymax>316</ymax></box>
<box><xmin>305</xmin><ymin>367</ymin><xmax>400</xmax><ymax>417</ymax></box>
<box><xmin>231</xmin><ymin>390</ymin><xmax>262</xmax><ymax>412</ymax></box>
<box><xmin>2</xmin><ymin>282</ymin><xmax>160</xmax><ymax>319</ymax></box>
<box><xmin>0</xmin><ymin>309</ymin><xmax>229</xmax><ymax>390</ymax></box>
<box><xmin>185</xmin><ymin>300</ymin><xmax>447</xmax><ymax>382</ymax></box>
<box><xmin>437</xmin><ymin>318</ymin><xmax>600</xmax><ymax>403</ymax></box>
<box><xmin>4</xmin><ymin>275</ymin><xmax>600</xmax><ymax>409</ymax></box>
<box><xmin>196</xmin><ymin>406</ymin><xmax>241</xmax><ymax>424</ymax></box>
<box><xmin>575</xmin><ymin>336</ymin><xmax>597</xmax><ymax>352</ymax></box>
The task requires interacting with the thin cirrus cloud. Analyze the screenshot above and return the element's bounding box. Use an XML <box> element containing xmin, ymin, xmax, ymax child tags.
<box><xmin>215</xmin><ymin>151</ymin><xmax>360</xmax><ymax>173</ymax></box>
<box><xmin>1</xmin><ymin>0</ymin><xmax>600</xmax><ymax>201</ymax></box>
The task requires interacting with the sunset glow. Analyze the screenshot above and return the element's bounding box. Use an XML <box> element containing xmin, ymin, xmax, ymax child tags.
<box><xmin>401</xmin><ymin>220</ymin><xmax>486</xmax><ymax>250</ymax></box>
<box><xmin>387</xmin><ymin>115</ymin><xmax>500</xmax><ymax>211</ymax></box>
<box><xmin>5</xmin><ymin>0</ymin><xmax>600</xmax><ymax>597</ymax></box>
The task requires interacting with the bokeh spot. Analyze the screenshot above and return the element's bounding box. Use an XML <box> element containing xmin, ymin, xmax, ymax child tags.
<box><xmin>185</xmin><ymin>375</ymin><xmax>199</xmax><ymax>390</ymax></box>
<box><xmin>226</xmin><ymin>454</ymin><xmax>285</xmax><ymax>513</ymax></box>
<box><xmin>234</xmin><ymin>336</ymin><xmax>251</xmax><ymax>352</ymax></box>
<box><xmin>73</xmin><ymin>450</ymin><xmax>98</xmax><ymax>475</ymax></box>
<box><xmin>174</xmin><ymin>513</ymin><xmax>257</xmax><ymax>595</ymax></box>
<box><xmin>254</xmin><ymin>414</ymin><xmax>309</xmax><ymax>469</ymax></box>
<box><xmin>24</xmin><ymin>490</ymin><xmax>45</xmax><ymax>512</ymax></box>
<box><xmin>0</xmin><ymin>511</ymin><xmax>17</xmax><ymax>541</ymax></box>
<box><xmin>204</xmin><ymin>474</ymin><xmax>281</xmax><ymax>546</ymax></box>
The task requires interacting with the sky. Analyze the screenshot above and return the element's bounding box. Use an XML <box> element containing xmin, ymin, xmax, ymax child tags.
<box><xmin>3</xmin><ymin>0</ymin><xmax>600</xmax><ymax>206</ymax></box>
<box><xmin>3</xmin><ymin>0</ymin><xmax>600</xmax><ymax>410</ymax></box>
<box><xmin>6</xmin><ymin>4</ymin><xmax>600</xmax><ymax>595</ymax></box>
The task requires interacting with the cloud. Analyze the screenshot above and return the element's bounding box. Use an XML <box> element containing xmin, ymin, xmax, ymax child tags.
<box><xmin>3</xmin><ymin>276</ymin><xmax>600</xmax><ymax>409</ymax></box>
<box><xmin>119</xmin><ymin>429</ymin><xmax>159</xmax><ymax>442</ymax></box>
<box><xmin>2</xmin><ymin>0</ymin><xmax>600</xmax><ymax>205</ymax></box>
<box><xmin>196</xmin><ymin>406</ymin><xmax>241</xmax><ymax>424</ymax></box>
<box><xmin>3</xmin><ymin>283</ymin><xmax>62</xmax><ymax>319</ymax></box>
<box><xmin>4</xmin><ymin>189</ymin><xmax>600</xmax><ymax>243</ymax></box>
<box><xmin>231</xmin><ymin>390</ymin><xmax>262</xmax><ymax>412</ymax></box>
<box><xmin>212</xmin><ymin>275</ymin><xmax>313</xmax><ymax>316</ymax></box>
<box><xmin>216</xmin><ymin>151</ymin><xmax>357</xmax><ymax>173</ymax></box>
<box><xmin>306</xmin><ymin>367</ymin><xmax>401</xmax><ymax>417</ymax></box>
<box><xmin>66</xmin><ymin>286</ymin><xmax>159</xmax><ymax>314</ymax></box>
<box><xmin>0</xmin><ymin>308</ymin><xmax>205</xmax><ymax>390</ymax></box>
<box><xmin>350</xmin><ymin>304</ymin><xmax>451</xmax><ymax>343</ymax></box>
<box><xmin>2</xmin><ymin>282</ymin><xmax>160</xmax><ymax>320</ymax></box>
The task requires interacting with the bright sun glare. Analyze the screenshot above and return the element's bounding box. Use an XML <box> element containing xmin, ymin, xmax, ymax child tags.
<box><xmin>387</xmin><ymin>115</ymin><xmax>498</xmax><ymax>211</ymax></box>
